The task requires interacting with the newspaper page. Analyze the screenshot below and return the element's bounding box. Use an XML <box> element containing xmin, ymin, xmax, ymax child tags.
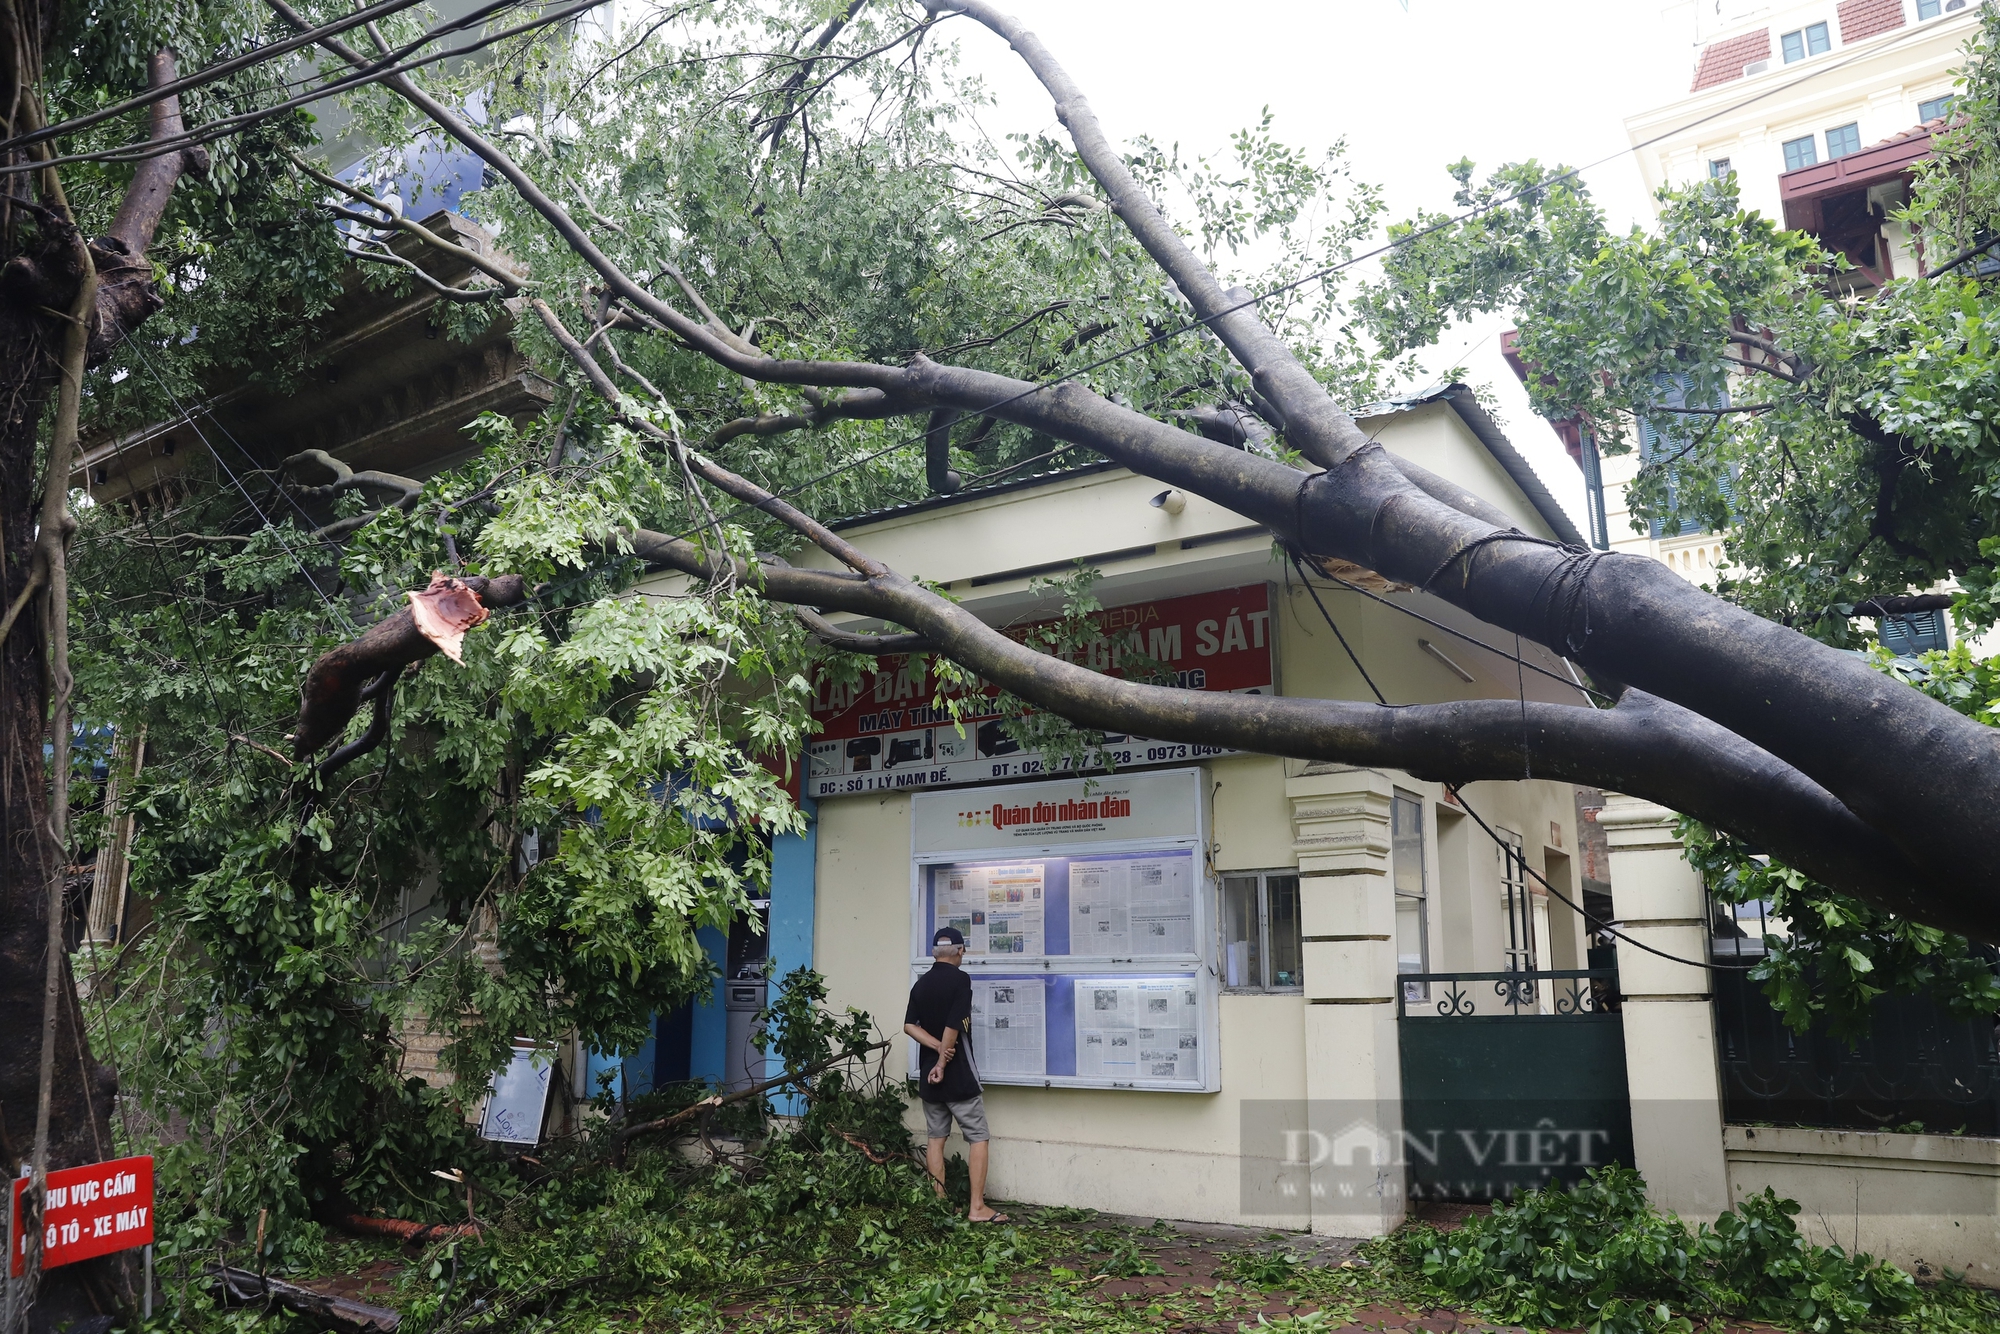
<box><xmin>1069</xmin><ymin>853</ymin><xmax>1195</xmax><ymax>957</ymax></box>
<box><xmin>981</xmin><ymin>863</ymin><xmax>1045</xmax><ymax>956</ymax></box>
<box><xmin>971</xmin><ymin>978</ymin><xmax>1046</xmax><ymax>1077</ymax></box>
<box><xmin>1073</xmin><ymin>979</ymin><xmax>1138</xmax><ymax>1080</ymax></box>
<box><xmin>934</xmin><ymin>865</ymin><xmax>990</xmax><ymax>954</ymax></box>
<box><xmin>1127</xmin><ymin>855</ymin><xmax>1195</xmax><ymax>954</ymax></box>
<box><xmin>935</xmin><ymin>862</ymin><xmax>1046</xmax><ymax>956</ymax></box>
<box><xmin>1132</xmin><ymin>978</ymin><xmax>1202</xmax><ymax>1081</ymax></box>
<box><xmin>1068</xmin><ymin>859</ymin><xmax>1132</xmax><ymax>954</ymax></box>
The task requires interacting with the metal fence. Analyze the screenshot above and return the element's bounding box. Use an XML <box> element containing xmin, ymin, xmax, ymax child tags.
<box><xmin>1712</xmin><ymin>898</ymin><xmax>2000</xmax><ymax>1135</ymax></box>
<box><xmin>1396</xmin><ymin>968</ymin><xmax>1620</xmax><ymax>1019</ymax></box>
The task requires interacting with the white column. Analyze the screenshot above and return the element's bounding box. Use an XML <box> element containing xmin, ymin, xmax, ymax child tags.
<box><xmin>1287</xmin><ymin>768</ymin><xmax>1404</xmax><ymax>1237</ymax></box>
<box><xmin>1598</xmin><ymin>792</ymin><xmax>1729</xmax><ymax>1219</ymax></box>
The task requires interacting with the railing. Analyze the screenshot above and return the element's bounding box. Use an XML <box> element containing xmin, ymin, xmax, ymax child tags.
<box><xmin>1710</xmin><ymin>910</ymin><xmax>2000</xmax><ymax>1134</ymax></box>
<box><xmin>1396</xmin><ymin>969</ymin><xmax>1621</xmax><ymax>1020</ymax></box>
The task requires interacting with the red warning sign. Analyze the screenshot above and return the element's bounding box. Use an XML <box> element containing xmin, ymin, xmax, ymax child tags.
<box><xmin>10</xmin><ymin>1155</ymin><xmax>153</xmax><ymax>1275</ymax></box>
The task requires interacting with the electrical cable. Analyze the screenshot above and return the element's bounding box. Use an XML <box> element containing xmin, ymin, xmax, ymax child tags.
<box><xmin>931</xmin><ymin>10</ymin><xmax>1976</xmax><ymax>434</ymax></box>
<box><xmin>68</xmin><ymin>0</ymin><xmax>1966</xmax><ymax>557</ymax></box>
<box><xmin>0</xmin><ymin>0</ymin><xmax>610</xmax><ymax>177</ymax></box>
<box><xmin>1283</xmin><ymin>546</ymin><xmax>1387</xmax><ymax>706</ymax></box>
<box><xmin>1300</xmin><ymin>565</ymin><xmax>1612</xmax><ymax>705</ymax></box>
<box><xmin>116</xmin><ymin>330</ymin><xmax>357</xmax><ymax>631</ymax></box>
<box><xmin>0</xmin><ymin>0</ymin><xmax>441</xmax><ymax>155</ymax></box>
<box><xmin>1283</xmin><ymin>538</ymin><xmax>1756</xmax><ymax>973</ymax></box>
<box><xmin>1446</xmin><ymin>781</ymin><xmax>1757</xmax><ymax>973</ymax></box>
<box><xmin>119</xmin><ymin>333</ymin><xmax>378</xmax><ymax>565</ymax></box>
<box><xmin>643</xmin><ymin>19</ymin><xmax>1961</xmax><ymax>550</ymax></box>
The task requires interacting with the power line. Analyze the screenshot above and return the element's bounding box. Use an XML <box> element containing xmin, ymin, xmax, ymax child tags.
<box><xmin>0</xmin><ymin>0</ymin><xmax>439</xmax><ymax>156</ymax></box>
<box><xmin>1302</xmin><ymin>564</ymin><xmax>1613</xmax><ymax>705</ymax></box>
<box><xmin>1</xmin><ymin>0</ymin><xmax>608</xmax><ymax>177</ymax></box>
<box><xmin>116</xmin><ymin>331</ymin><xmax>356</xmax><ymax>632</ymax></box>
<box><xmin>1281</xmin><ymin>536</ymin><xmax>1753</xmax><ymax>972</ymax></box>
<box><xmin>654</xmin><ymin>17</ymin><xmax>1963</xmax><ymax>541</ymax></box>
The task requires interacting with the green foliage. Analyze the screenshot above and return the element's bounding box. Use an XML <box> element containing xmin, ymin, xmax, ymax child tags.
<box><xmin>1218</xmin><ymin>1248</ymin><xmax>1307</xmax><ymax>1288</ymax></box>
<box><xmin>1356</xmin><ymin>13</ymin><xmax>2000</xmax><ymax>1017</ymax></box>
<box><xmin>74</xmin><ymin>1</ymin><xmax>1411</xmax><ymax>1261</ymax></box>
<box><xmin>79</xmin><ymin>407</ymin><xmax>817</xmax><ymax>1255</ymax></box>
<box><xmin>1400</xmin><ymin>1166</ymin><xmax>1997</xmax><ymax>1334</ymax></box>
<box><xmin>1683</xmin><ymin>640</ymin><xmax>2000</xmax><ymax>1037</ymax></box>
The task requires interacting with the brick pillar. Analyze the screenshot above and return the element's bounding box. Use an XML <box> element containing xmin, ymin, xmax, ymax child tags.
<box><xmin>1598</xmin><ymin>792</ymin><xmax>1729</xmax><ymax>1218</ymax></box>
<box><xmin>1286</xmin><ymin>767</ymin><xmax>1404</xmax><ymax>1236</ymax></box>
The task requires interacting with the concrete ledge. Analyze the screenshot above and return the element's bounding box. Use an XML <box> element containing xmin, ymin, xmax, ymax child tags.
<box><xmin>1727</xmin><ymin>1124</ymin><xmax>2000</xmax><ymax>1173</ymax></box>
<box><xmin>1724</xmin><ymin>1124</ymin><xmax>2000</xmax><ymax>1283</ymax></box>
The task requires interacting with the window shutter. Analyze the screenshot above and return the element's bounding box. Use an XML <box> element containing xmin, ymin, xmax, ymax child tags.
<box><xmin>1877</xmin><ymin>609</ymin><xmax>1950</xmax><ymax>655</ymax></box>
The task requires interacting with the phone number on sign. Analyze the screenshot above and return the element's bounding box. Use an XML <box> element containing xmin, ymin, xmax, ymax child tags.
<box><xmin>808</xmin><ymin>744</ymin><xmax>1238</xmax><ymax>797</ymax></box>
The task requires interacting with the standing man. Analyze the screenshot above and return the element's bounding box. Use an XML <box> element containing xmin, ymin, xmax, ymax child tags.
<box><xmin>904</xmin><ymin>926</ymin><xmax>1008</xmax><ymax>1223</ymax></box>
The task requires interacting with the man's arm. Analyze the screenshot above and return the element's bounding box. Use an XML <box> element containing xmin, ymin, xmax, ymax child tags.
<box><xmin>905</xmin><ymin>1021</ymin><xmax>959</xmax><ymax>1083</ymax></box>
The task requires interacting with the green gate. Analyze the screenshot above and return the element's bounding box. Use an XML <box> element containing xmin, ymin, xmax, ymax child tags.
<box><xmin>1398</xmin><ymin>970</ymin><xmax>1632</xmax><ymax>1204</ymax></box>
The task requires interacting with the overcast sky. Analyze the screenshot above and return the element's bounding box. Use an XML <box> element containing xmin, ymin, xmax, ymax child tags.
<box><xmin>943</xmin><ymin>0</ymin><xmax>1700</xmax><ymax>529</ymax></box>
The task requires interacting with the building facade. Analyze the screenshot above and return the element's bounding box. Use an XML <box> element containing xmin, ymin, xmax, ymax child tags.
<box><xmin>649</xmin><ymin>392</ymin><xmax>1620</xmax><ymax>1235</ymax></box>
<box><xmin>1552</xmin><ymin>1</ymin><xmax>1983</xmax><ymax>593</ymax></box>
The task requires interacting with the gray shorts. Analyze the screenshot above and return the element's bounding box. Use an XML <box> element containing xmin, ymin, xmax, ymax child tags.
<box><xmin>923</xmin><ymin>1096</ymin><xmax>990</xmax><ymax>1143</ymax></box>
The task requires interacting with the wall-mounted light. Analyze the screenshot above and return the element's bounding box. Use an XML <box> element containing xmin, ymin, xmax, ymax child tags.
<box><xmin>1418</xmin><ymin>638</ymin><xmax>1475</xmax><ymax>683</ymax></box>
<box><xmin>1149</xmin><ymin>488</ymin><xmax>1186</xmax><ymax>515</ymax></box>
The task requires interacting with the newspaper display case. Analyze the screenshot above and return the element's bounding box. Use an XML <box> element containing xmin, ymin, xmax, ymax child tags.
<box><xmin>908</xmin><ymin>768</ymin><xmax>1219</xmax><ymax>1092</ymax></box>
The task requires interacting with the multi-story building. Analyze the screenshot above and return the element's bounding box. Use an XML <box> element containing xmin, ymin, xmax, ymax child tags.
<box><xmin>1528</xmin><ymin>0</ymin><xmax>1976</xmax><ymax>652</ymax></box>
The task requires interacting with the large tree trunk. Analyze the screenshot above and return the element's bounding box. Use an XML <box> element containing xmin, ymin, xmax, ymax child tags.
<box><xmin>287</xmin><ymin>1</ymin><xmax>2000</xmax><ymax>942</ymax></box>
<box><xmin>0</xmin><ymin>46</ymin><xmax>204</xmax><ymax>1331</ymax></box>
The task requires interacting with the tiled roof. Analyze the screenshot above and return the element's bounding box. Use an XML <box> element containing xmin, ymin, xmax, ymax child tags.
<box><xmin>1838</xmin><ymin>0</ymin><xmax>1907</xmax><ymax>43</ymax></box>
<box><xmin>1865</xmin><ymin>114</ymin><xmax>1952</xmax><ymax>150</ymax></box>
<box><xmin>1692</xmin><ymin>29</ymin><xmax>1772</xmax><ymax>91</ymax></box>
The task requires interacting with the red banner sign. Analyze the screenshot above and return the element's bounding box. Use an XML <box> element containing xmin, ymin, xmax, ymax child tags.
<box><xmin>807</xmin><ymin>583</ymin><xmax>1274</xmax><ymax>797</ymax></box>
<box><xmin>10</xmin><ymin>1155</ymin><xmax>154</xmax><ymax>1275</ymax></box>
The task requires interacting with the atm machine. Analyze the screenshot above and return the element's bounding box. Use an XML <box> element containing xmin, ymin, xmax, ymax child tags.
<box><xmin>722</xmin><ymin>899</ymin><xmax>770</xmax><ymax>1091</ymax></box>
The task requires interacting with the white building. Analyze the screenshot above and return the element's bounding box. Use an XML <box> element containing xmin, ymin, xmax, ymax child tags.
<box><xmin>1547</xmin><ymin>0</ymin><xmax>1978</xmax><ymax>630</ymax></box>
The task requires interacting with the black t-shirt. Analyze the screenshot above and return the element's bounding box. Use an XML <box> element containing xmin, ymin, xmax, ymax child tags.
<box><xmin>905</xmin><ymin>961</ymin><xmax>981</xmax><ymax>1103</ymax></box>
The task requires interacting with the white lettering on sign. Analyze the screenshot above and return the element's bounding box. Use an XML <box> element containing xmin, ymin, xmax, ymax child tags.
<box><xmin>10</xmin><ymin>1154</ymin><xmax>155</xmax><ymax>1277</ymax></box>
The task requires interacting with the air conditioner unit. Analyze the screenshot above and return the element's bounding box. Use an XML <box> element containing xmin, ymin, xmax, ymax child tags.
<box><xmin>1743</xmin><ymin>59</ymin><xmax>1770</xmax><ymax>76</ymax></box>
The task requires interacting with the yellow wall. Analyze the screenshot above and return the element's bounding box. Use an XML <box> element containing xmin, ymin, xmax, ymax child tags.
<box><xmin>800</xmin><ymin>404</ymin><xmax>1591</xmax><ymax>1227</ymax></box>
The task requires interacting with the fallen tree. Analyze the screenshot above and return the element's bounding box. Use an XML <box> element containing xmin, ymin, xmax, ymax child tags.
<box><xmin>279</xmin><ymin>0</ymin><xmax>2000</xmax><ymax>941</ymax></box>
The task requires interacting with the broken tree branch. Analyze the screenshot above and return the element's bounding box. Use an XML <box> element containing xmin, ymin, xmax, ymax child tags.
<box><xmin>293</xmin><ymin>574</ymin><xmax>527</xmax><ymax>758</ymax></box>
<box><xmin>619</xmin><ymin>1039</ymin><xmax>890</xmax><ymax>1144</ymax></box>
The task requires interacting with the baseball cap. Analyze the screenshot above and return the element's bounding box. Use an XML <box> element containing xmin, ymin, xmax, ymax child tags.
<box><xmin>932</xmin><ymin>926</ymin><xmax>966</xmax><ymax>948</ymax></box>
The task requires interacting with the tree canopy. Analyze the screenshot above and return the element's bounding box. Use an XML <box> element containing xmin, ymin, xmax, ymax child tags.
<box><xmin>4</xmin><ymin>0</ymin><xmax>2000</xmax><ymax>1304</ymax></box>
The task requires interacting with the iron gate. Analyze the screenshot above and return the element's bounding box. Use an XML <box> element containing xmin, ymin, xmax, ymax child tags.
<box><xmin>1397</xmin><ymin>968</ymin><xmax>1633</xmax><ymax>1203</ymax></box>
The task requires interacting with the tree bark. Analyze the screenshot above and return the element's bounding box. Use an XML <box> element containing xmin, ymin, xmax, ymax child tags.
<box><xmin>298</xmin><ymin>2</ymin><xmax>2000</xmax><ymax>940</ymax></box>
<box><xmin>0</xmin><ymin>46</ymin><xmax>206</xmax><ymax>1333</ymax></box>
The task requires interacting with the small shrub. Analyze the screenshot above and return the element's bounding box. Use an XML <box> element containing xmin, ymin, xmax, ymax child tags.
<box><xmin>1397</xmin><ymin>1165</ymin><xmax>1994</xmax><ymax>1334</ymax></box>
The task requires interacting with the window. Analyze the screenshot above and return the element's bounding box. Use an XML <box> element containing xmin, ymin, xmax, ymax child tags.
<box><xmin>1222</xmin><ymin>872</ymin><xmax>1301</xmax><ymax>990</ymax></box>
<box><xmin>1579</xmin><ymin>433</ymin><xmax>1611</xmax><ymax>551</ymax></box>
<box><xmin>1781</xmin><ymin>21</ymin><xmax>1831</xmax><ymax>62</ymax></box>
<box><xmin>1498</xmin><ymin>830</ymin><xmax>1535</xmax><ymax>973</ymax></box>
<box><xmin>1878</xmin><ymin>609</ymin><xmax>1950</xmax><ymax>655</ymax></box>
<box><xmin>1783</xmin><ymin>134</ymin><xmax>1819</xmax><ymax>171</ymax></box>
<box><xmin>1392</xmin><ymin>792</ymin><xmax>1429</xmax><ymax>1001</ymax></box>
<box><xmin>1708</xmin><ymin>157</ymin><xmax>1734</xmax><ymax>178</ymax></box>
<box><xmin>1640</xmin><ymin>372</ymin><xmax>1732</xmax><ymax>538</ymax></box>
<box><xmin>1920</xmin><ymin>94</ymin><xmax>1956</xmax><ymax>122</ymax></box>
<box><xmin>1916</xmin><ymin>0</ymin><xmax>1965</xmax><ymax>18</ymax></box>
<box><xmin>1825</xmin><ymin>122</ymin><xmax>1862</xmax><ymax>159</ymax></box>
